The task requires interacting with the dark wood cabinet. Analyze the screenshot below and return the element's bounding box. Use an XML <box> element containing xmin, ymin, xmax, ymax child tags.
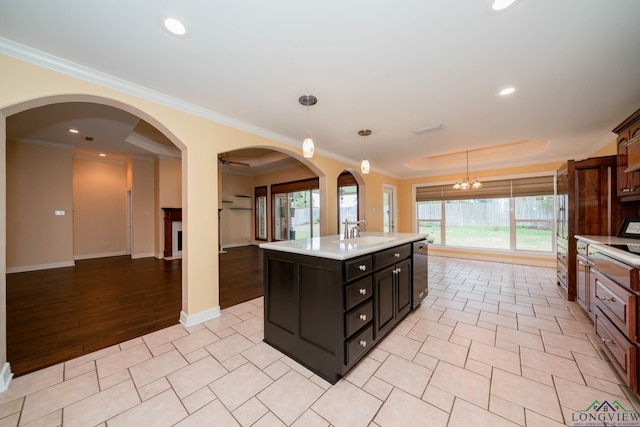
<box><xmin>556</xmin><ymin>156</ymin><xmax>635</xmax><ymax>300</ymax></box>
<box><xmin>263</xmin><ymin>241</ymin><xmax>419</xmax><ymax>383</ymax></box>
<box><xmin>615</xmin><ymin>108</ymin><xmax>640</xmax><ymax>201</ymax></box>
<box><xmin>589</xmin><ymin>247</ymin><xmax>640</xmax><ymax>392</ymax></box>
<box><xmin>373</xmin><ymin>258</ymin><xmax>411</xmax><ymax>338</ymax></box>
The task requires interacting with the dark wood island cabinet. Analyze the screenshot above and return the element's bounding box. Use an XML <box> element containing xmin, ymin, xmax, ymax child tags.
<box><xmin>260</xmin><ymin>233</ymin><xmax>425</xmax><ymax>383</ymax></box>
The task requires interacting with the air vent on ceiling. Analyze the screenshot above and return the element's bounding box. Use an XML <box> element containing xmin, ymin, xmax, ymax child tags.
<box><xmin>82</xmin><ymin>136</ymin><xmax>94</xmax><ymax>141</ymax></box>
<box><xmin>413</xmin><ymin>123</ymin><xmax>445</xmax><ymax>135</ymax></box>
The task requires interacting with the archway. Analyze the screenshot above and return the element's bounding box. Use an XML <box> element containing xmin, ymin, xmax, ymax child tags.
<box><xmin>3</xmin><ymin>95</ymin><xmax>186</xmax><ymax>376</ymax></box>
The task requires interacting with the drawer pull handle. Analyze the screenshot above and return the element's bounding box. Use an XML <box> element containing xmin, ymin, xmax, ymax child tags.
<box><xmin>599</xmin><ymin>296</ymin><xmax>617</xmax><ymax>302</ymax></box>
<box><xmin>359</xmin><ymin>265</ymin><xmax>367</xmax><ymax>271</ymax></box>
<box><xmin>359</xmin><ymin>340</ymin><xmax>367</xmax><ymax>347</ymax></box>
<box><xmin>601</xmin><ymin>337</ymin><xmax>615</xmax><ymax>345</ymax></box>
<box><xmin>394</xmin><ymin>253</ymin><xmax>400</xmax><ymax>258</ymax></box>
<box><xmin>359</xmin><ymin>314</ymin><xmax>367</xmax><ymax>321</ymax></box>
<box><xmin>359</xmin><ymin>288</ymin><xmax>367</xmax><ymax>295</ymax></box>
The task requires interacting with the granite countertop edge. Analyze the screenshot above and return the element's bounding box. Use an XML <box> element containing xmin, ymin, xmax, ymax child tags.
<box><xmin>259</xmin><ymin>232</ymin><xmax>427</xmax><ymax>261</ymax></box>
<box><xmin>575</xmin><ymin>234</ymin><xmax>640</xmax><ymax>267</ymax></box>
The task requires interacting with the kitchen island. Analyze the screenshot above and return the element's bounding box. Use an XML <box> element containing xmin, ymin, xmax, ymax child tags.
<box><xmin>259</xmin><ymin>232</ymin><xmax>427</xmax><ymax>383</ymax></box>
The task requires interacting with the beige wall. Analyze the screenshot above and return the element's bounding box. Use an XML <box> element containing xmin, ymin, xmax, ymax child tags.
<box><xmin>6</xmin><ymin>140</ymin><xmax>74</xmax><ymax>271</ymax></box>
<box><xmin>131</xmin><ymin>157</ymin><xmax>155</xmax><ymax>258</ymax></box>
<box><xmin>73</xmin><ymin>156</ymin><xmax>127</xmax><ymax>258</ymax></box>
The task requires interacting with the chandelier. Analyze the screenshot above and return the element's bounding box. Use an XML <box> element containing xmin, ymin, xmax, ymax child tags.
<box><xmin>453</xmin><ymin>150</ymin><xmax>482</xmax><ymax>190</ymax></box>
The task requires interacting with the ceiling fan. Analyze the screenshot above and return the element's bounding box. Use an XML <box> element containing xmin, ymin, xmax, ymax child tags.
<box><xmin>218</xmin><ymin>154</ymin><xmax>250</xmax><ymax>167</ymax></box>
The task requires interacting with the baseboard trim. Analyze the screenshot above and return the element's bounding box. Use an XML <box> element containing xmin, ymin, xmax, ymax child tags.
<box><xmin>74</xmin><ymin>251</ymin><xmax>127</xmax><ymax>261</ymax></box>
<box><xmin>131</xmin><ymin>252</ymin><xmax>156</xmax><ymax>259</ymax></box>
<box><xmin>0</xmin><ymin>363</ymin><xmax>13</xmax><ymax>394</ymax></box>
<box><xmin>6</xmin><ymin>261</ymin><xmax>75</xmax><ymax>274</ymax></box>
<box><xmin>180</xmin><ymin>307</ymin><xmax>221</xmax><ymax>327</ymax></box>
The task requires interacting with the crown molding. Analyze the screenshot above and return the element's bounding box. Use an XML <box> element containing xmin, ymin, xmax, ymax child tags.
<box><xmin>0</xmin><ymin>37</ymin><xmax>300</xmax><ymax>147</ymax></box>
<box><xmin>0</xmin><ymin>37</ymin><xmax>395</xmax><ymax>177</ymax></box>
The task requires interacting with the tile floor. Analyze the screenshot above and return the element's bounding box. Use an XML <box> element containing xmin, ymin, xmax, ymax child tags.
<box><xmin>1</xmin><ymin>256</ymin><xmax>639</xmax><ymax>426</ymax></box>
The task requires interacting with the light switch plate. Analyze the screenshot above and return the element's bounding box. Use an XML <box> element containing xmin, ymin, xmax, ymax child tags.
<box><xmin>55</xmin><ymin>210</ymin><xmax>65</xmax><ymax>216</ymax></box>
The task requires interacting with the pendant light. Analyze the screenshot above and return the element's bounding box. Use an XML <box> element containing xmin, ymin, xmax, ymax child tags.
<box><xmin>453</xmin><ymin>150</ymin><xmax>482</xmax><ymax>190</ymax></box>
<box><xmin>299</xmin><ymin>95</ymin><xmax>317</xmax><ymax>158</ymax></box>
<box><xmin>359</xmin><ymin>129</ymin><xmax>372</xmax><ymax>174</ymax></box>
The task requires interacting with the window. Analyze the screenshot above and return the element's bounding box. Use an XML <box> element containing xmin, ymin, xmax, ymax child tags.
<box><xmin>338</xmin><ymin>171</ymin><xmax>358</xmax><ymax>236</ymax></box>
<box><xmin>255</xmin><ymin>186</ymin><xmax>267</xmax><ymax>241</ymax></box>
<box><xmin>416</xmin><ymin>176</ymin><xmax>554</xmax><ymax>252</ymax></box>
<box><xmin>272</xmin><ymin>178</ymin><xmax>320</xmax><ymax>241</ymax></box>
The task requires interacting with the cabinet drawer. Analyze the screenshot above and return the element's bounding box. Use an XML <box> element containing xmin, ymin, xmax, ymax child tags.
<box><xmin>557</xmin><ymin>263</ymin><xmax>568</xmax><ymax>291</ymax></box>
<box><xmin>594</xmin><ymin>271</ymin><xmax>637</xmax><ymax>340</ymax></box>
<box><xmin>345</xmin><ymin>300</ymin><xmax>373</xmax><ymax>338</ymax></box>
<box><xmin>345</xmin><ymin>277</ymin><xmax>372</xmax><ymax>310</ymax></box>
<box><xmin>557</xmin><ymin>242</ymin><xmax>568</xmax><ymax>266</ymax></box>
<box><xmin>595</xmin><ymin>309</ymin><xmax>637</xmax><ymax>391</ymax></box>
<box><xmin>346</xmin><ymin>325</ymin><xmax>373</xmax><ymax>366</ymax></box>
<box><xmin>374</xmin><ymin>244</ymin><xmax>411</xmax><ymax>270</ymax></box>
<box><xmin>592</xmin><ymin>251</ymin><xmax>639</xmax><ymax>291</ymax></box>
<box><xmin>576</xmin><ymin>240</ymin><xmax>589</xmax><ymax>256</ymax></box>
<box><xmin>345</xmin><ymin>255</ymin><xmax>372</xmax><ymax>282</ymax></box>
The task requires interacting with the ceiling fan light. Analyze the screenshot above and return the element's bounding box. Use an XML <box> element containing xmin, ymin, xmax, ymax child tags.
<box><xmin>302</xmin><ymin>137</ymin><xmax>314</xmax><ymax>158</ymax></box>
<box><xmin>361</xmin><ymin>157</ymin><xmax>370</xmax><ymax>175</ymax></box>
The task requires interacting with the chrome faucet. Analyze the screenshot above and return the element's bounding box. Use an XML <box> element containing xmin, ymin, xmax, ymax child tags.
<box><xmin>343</xmin><ymin>219</ymin><xmax>368</xmax><ymax>239</ymax></box>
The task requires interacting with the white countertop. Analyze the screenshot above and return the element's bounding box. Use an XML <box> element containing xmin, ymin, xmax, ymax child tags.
<box><xmin>259</xmin><ymin>232</ymin><xmax>427</xmax><ymax>260</ymax></box>
<box><xmin>575</xmin><ymin>235</ymin><xmax>640</xmax><ymax>266</ymax></box>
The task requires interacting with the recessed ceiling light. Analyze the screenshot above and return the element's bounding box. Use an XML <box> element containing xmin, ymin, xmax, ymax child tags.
<box><xmin>68</xmin><ymin>129</ymin><xmax>79</xmax><ymax>134</ymax></box>
<box><xmin>492</xmin><ymin>0</ymin><xmax>517</xmax><ymax>11</ymax></box>
<box><xmin>164</xmin><ymin>18</ymin><xmax>186</xmax><ymax>36</ymax></box>
<box><xmin>498</xmin><ymin>86</ymin><xmax>517</xmax><ymax>96</ymax></box>
<box><xmin>99</xmin><ymin>153</ymin><xmax>106</xmax><ymax>157</ymax></box>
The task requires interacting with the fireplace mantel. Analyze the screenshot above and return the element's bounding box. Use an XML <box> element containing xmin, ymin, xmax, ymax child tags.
<box><xmin>162</xmin><ymin>208</ymin><xmax>182</xmax><ymax>258</ymax></box>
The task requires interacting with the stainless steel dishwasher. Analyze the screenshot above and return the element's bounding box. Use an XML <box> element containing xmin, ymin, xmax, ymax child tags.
<box><xmin>412</xmin><ymin>240</ymin><xmax>428</xmax><ymax>308</ymax></box>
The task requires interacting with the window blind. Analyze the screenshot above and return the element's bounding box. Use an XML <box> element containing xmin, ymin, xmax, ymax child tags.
<box><xmin>416</xmin><ymin>175</ymin><xmax>553</xmax><ymax>202</ymax></box>
<box><xmin>271</xmin><ymin>178</ymin><xmax>319</xmax><ymax>194</ymax></box>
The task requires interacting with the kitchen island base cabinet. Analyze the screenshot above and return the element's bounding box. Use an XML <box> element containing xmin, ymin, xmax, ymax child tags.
<box><xmin>262</xmin><ymin>242</ymin><xmax>418</xmax><ymax>384</ymax></box>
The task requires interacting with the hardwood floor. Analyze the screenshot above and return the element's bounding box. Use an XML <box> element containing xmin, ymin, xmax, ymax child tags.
<box><xmin>6</xmin><ymin>245</ymin><xmax>263</xmax><ymax>377</ymax></box>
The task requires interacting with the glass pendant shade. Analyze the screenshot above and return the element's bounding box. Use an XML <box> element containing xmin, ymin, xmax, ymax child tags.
<box><xmin>361</xmin><ymin>157</ymin><xmax>370</xmax><ymax>174</ymax></box>
<box><xmin>299</xmin><ymin>95</ymin><xmax>318</xmax><ymax>159</ymax></box>
<box><xmin>302</xmin><ymin>137</ymin><xmax>314</xmax><ymax>158</ymax></box>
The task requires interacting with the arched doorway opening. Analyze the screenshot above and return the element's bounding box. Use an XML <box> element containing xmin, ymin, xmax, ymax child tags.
<box><xmin>217</xmin><ymin>147</ymin><xmax>324</xmax><ymax>308</ymax></box>
<box><xmin>4</xmin><ymin>97</ymin><xmax>185</xmax><ymax>376</ymax></box>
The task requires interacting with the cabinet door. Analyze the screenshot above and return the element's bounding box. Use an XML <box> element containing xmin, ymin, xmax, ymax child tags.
<box><xmin>374</xmin><ymin>266</ymin><xmax>395</xmax><ymax>337</ymax></box>
<box><xmin>630</xmin><ymin>123</ymin><xmax>640</xmax><ymax>194</ymax></box>
<box><xmin>396</xmin><ymin>259</ymin><xmax>412</xmax><ymax>316</ymax></box>
<box><xmin>617</xmin><ymin>127</ymin><xmax>640</xmax><ymax>198</ymax></box>
<box><xmin>618</xmin><ymin>130</ymin><xmax>633</xmax><ymax>197</ymax></box>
